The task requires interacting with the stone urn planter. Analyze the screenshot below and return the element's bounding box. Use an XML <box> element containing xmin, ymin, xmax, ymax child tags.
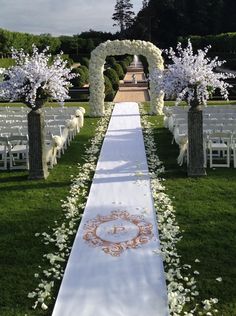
<box><xmin>27</xmin><ymin>99</ymin><xmax>49</xmax><ymax>180</ymax></box>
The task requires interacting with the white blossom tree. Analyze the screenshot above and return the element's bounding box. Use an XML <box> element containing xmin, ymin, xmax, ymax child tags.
<box><xmin>155</xmin><ymin>40</ymin><xmax>233</xmax><ymax>106</ymax></box>
<box><xmin>151</xmin><ymin>40</ymin><xmax>234</xmax><ymax>176</ymax></box>
<box><xmin>0</xmin><ymin>46</ymin><xmax>76</xmax><ymax>179</ymax></box>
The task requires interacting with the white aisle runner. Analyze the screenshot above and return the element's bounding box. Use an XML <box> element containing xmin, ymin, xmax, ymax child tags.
<box><xmin>52</xmin><ymin>102</ymin><xmax>169</xmax><ymax>316</ymax></box>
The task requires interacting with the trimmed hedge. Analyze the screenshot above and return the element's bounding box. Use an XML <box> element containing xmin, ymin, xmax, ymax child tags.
<box><xmin>104</xmin><ymin>68</ymin><xmax>119</xmax><ymax>90</ymax></box>
<box><xmin>111</xmin><ymin>63</ymin><xmax>124</xmax><ymax>80</ymax></box>
<box><xmin>106</xmin><ymin>56</ymin><xmax>116</xmax><ymax>67</ymax></box>
<box><xmin>124</xmin><ymin>55</ymin><xmax>133</xmax><ymax>65</ymax></box>
<box><xmin>70</xmin><ymin>67</ymin><xmax>86</xmax><ymax>87</ymax></box>
<box><xmin>119</xmin><ymin>61</ymin><xmax>128</xmax><ymax>73</ymax></box>
<box><xmin>80</xmin><ymin>65</ymin><xmax>89</xmax><ymax>83</ymax></box>
<box><xmin>80</xmin><ymin>57</ymin><xmax>90</xmax><ymax>68</ymax></box>
<box><xmin>104</xmin><ymin>75</ymin><xmax>115</xmax><ymax>101</ymax></box>
<box><xmin>179</xmin><ymin>32</ymin><xmax>236</xmax><ymax>53</ymax></box>
<box><xmin>139</xmin><ymin>55</ymin><xmax>149</xmax><ymax>75</ymax></box>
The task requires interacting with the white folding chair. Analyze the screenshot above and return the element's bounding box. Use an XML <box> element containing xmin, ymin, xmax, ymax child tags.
<box><xmin>231</xmin><ymin>133</ymin><xmax>236</xmax><ymax>168</ymax></box>
<box><xmin>0</xmin><ymin>136</ymin><xmax>9</xmax><ymax>170</ymax></box>
<box><xmin>208</xmin><ymin>132</ymin><xmax>231</xmax><ymax>168</ymax></box>
<box><xmin>8</xmin><ymin>135</ymin><xmax>29</xmax><ymax>170</ymax></box>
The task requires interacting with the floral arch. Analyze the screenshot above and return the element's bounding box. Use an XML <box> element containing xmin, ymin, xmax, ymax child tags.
<box><xmin>89</xmin><ymin>40</ymin><xmax>164</xmax><ymax>116</ymax></box>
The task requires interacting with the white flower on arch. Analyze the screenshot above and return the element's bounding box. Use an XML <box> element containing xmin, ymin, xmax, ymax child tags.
<box><xmin>89</xmin><ymin>40</ymin><xmax>164</xmax><ymax>116</ymax></box>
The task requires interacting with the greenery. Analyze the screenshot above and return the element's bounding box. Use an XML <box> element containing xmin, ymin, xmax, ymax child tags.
<box><xmin>142</xmin><ymin>101</ymin><xmax>236</xmax><ymax>316</ymax></box>
<box><xmin>118</xmin><ymin>60</ymin><xmax>128</xmax><ymax>73</ymax></box>
<box><xmin>178</xmin><ymin>33</ymin><xmax>236</xmax><ymax>71</ymax></box>
<box><xmin>0</xmin><ymin>102</ymin><xmax>103</xmax><ymax>316</ymax></box>
<box><xmin>104</xmin><ymin>75</ymin><xmax>115</xmax><ymax>101</ymax></box>
<box><xmin>139</xmin><ymin>55</ymin><xmax>148</xmax><ymax>75</ymax></box>
<box><xmin>0</xmin><ymin>29</ymin><xmax>61</xmax><ymax>57</ymax></box>
<box><xmin>80</xmin><ymin>57</ymin><xmax>90</xmax><ymax>68</ymax></box>
<box><xmin>0</xmin><ymin>28</ymin><xmax>116</xmax><ymax>62</ymax></box>
<box><xmin>179</xmin><ymin>32</ymin><xmax>236</xmax><ymax>53</ymax></box>
<box><xmin>111</xmin><ymin>62</ymin><xmax>124</xmax><ymax>80</ymax></box>
<box><xmin>79</xmin><ymin>65</ymin><xmax>89</xmax><ymax>83</ymax></box>
<box><xmin>104</xmin><ymin>68</ymin><xmax>120</xmax><ymax>90</ymax></box>
<box><xmin>1</xmin><ymin>101</ymin><xmax>236</xmax><ymax>315</ymax></box>
<box><xmin>70</xmin><ymin>67</ymin><xmax>86</xmax><ymax>88</ymax></box>
<box><xmin>106</xmin><ymin>56</ymin><xmax>117</xmax><ymax>67</ymax></box>
<box><xmin>112</xmin><ymin>0</ymin><xmax>135</xmax><ymax>32</ymax></box>
<box><xmin>0</xmin><ymin>58</ymin><xmax>15</xmax><ymax>68</ymax></box>
<box><xmin>127</xmin><ymin>0</ymin><xmax>236</xmax><ymax>47</ymax></box>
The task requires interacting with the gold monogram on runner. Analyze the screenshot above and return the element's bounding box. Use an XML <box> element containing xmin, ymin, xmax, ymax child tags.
<box><xmin>83</xmin><ymin>210</ymin><xmax>154</xmax><ymax>256</ymax></box>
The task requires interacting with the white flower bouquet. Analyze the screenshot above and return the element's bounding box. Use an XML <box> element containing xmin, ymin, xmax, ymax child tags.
<box><xmin>151</xmin><ymin>40</ymin><xmax>235</xmax><ymax>106</ymax></box>
<box><xmin>0</xmin><ymin>45</ymin><xmax>76</xmax><ymax>109</ymax></box>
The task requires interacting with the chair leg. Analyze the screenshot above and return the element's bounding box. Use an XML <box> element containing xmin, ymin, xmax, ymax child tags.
<box><xmin>0</xmin><ymin>152</ymin><xmax>8</xmax><ymax>170</ymax></box>
<box><xmin>227</xmin><ymin>148</ymin><xmax>230</xmax><ymax>167</ymax></box>
<box><xmin>234</xmin><ymin>149</ymin><xmax>236</xmax><ymax>168</ymax></box>
<box><xmin>26</xmin><ymin>151</ymin><xmax>29</xmax><ymax>170</ymax></box>
<box><xmin>210</xmin><ymin>148</ymin><xmax>213</xmax><ymax>168</ymax></box>
<box><xmin>204</xmin><ymin>145</ymin><xmax>207</xmax><ymax>168</ymax></box>
<box><xmin>5</xmin><ymin>153</ymin><xmax>7</xmax><ymax>170</ymax></box>
<box><xmin>9</xmin><ymin>153</ymin><xmax>14</xmax><ymax>169</ymax></box>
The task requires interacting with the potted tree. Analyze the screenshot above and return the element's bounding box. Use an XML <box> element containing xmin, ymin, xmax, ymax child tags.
<box><xmin>152</xmin><ymin>40</ymin><xmax>234</xmax><ymax>176</ymax></box>
<box><xmin>0</xmin><ymin>46</ymin><xmax>76</xmax><ymax>179</ymax></box>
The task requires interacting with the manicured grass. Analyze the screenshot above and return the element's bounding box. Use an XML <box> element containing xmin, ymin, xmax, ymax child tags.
<box><xmin>1</xmin><ymin>101</ymin><xmax>236</xmax><ymax>315</ymax></box>
<box><xmin>0</xmin><ymin>58</ymin><xmax>15</xmax><ymax>69</ymax></box>
<box><xmin>0</xmin><ymin>102</ymin><xmax>100</xmax><ymax>315</ymax></box>
<box><xmin>0</xmin><ymin>101</ymin><xmax>89</xmax><ymax>108</ymax></box>
<box><xmin>164</xmin><ymin>100</ymin><xmax>236</xmax><ymax>107</ymax></box>
<box><xmin>145</xmin><ymin>103</ymin><xmax>236</xmax><ymax>315</ymax></box>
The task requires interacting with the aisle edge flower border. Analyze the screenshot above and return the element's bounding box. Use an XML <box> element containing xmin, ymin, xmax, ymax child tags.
<box><xmin>89</xmin><ymin>39</ymin><xmax>165</xmax><ymax>116</ymax></box>
<box><xmin>139</xmin><ymin>103</ymin><xmax>220</xmax><ymax>316</ymax></box>
<box><xmin>28</xmin><ymin>103</ymin><xmax>114</xmax><ymax>310</ymax></box>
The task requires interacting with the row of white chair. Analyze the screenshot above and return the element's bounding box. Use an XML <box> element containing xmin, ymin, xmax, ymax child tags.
<box><xmin>163</xmin><ymin>106</ymin><xmax>236</xmax><ymax>168</ymax></box>
<box><xmin>0</xmin><ymin>107</ymin><xmax>85</xmax><ymax>171</ymax></box>
<box><xmin>174</xmin><ymin>130</ymin><xmax>236</xmax><ymax>168</ymax></box>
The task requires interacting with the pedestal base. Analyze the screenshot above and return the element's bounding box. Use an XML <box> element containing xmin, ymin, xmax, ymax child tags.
<box><xmin>28</xmin><ymin>109</ymin><xmax>49</xmax><ymax>180</ymax></box>
<box><xmin>187</xmin><ymin>106</ymin><xmax>206</xmax><ymax>177</ymax></box>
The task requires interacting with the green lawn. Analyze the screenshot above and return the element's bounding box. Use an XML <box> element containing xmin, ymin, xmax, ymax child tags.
<box><xmin>0</xmin><ymin>102</ymin><xmax>100</xmax><ymax>316</ymax></box>
<box><xmin>146</xmin><ymin>104</ymin><xmax>236</xmax><ymax>316</ymax></box>
<box><xmin>0</xmin><ymin>101</ymin><xmax>236</xmax><ymax>315</ymax></box>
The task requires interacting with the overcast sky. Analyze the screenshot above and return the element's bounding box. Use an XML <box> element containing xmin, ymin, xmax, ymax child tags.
<box><xmin>0</xmin><ymin>0</ymin><xmax>143</xmax><ymax>36</ymax></box>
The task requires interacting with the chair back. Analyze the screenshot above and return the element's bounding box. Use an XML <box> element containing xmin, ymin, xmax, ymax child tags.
<box><xmin>8</xmin><ymin>135</ymin><xmax>28</xmax><ymax>146</ymax></box>
<box><xmin>0</xmin><ymin>136</ymin><xmax>8</xmax><ymax>147</ymax></box>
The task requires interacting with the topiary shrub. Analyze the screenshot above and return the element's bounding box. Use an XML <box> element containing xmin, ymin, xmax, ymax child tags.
<box><xmin>80</xmin><ymin>57</ymin><xmax>90</xmax><ymax>68</ymax></box>
<box><xmin>125</xmin><ymin>55</ymin><xmax>133</xmax><ymax>65</ymax></box>
<box><xmin>111</xmin><ymin>63</ymin><xmax>124</xmax><ymax>80</ymax></box>
<box><xmin>139</xmin><ymin>55</ymin><xmax>149</xmax><ymax>76</ymax></box>
<box><xmin>104</xmin><ymin>75</ymin><xmax>115</xmax><ymax>101</ymax></box>
<box><xmin>70</xmin><ymin>67</ymin><xmax>86</xmax><ymax>87</ymax></box>
<box><xmin>119</xmin><ymin>61</ymin><xmax>128</xmax><ymax>73</ymax></box>
<box><xmin>106</xmin><ymin>56</ymin><xmax>116</xmax><ymax>67</ymax></box>
<box><xmin>80</xmin><ymin>65</ymin><xmax>89</xmax><ymax>83</ymax></box>
<box><xmin>104</xmin><ymin>68</ymin><xmax>120</xmax><ymax>90</ymax></box>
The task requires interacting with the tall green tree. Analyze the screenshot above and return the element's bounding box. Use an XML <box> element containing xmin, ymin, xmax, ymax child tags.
<box><xmin>128</xmin><ymin>0</ymin><xmax>227</xmax><ymax>47</ymax></box>
<box><xmin>112</xmin><ymin>0</ymin><xmax>135</xmax><ymax>32</ymax></box>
